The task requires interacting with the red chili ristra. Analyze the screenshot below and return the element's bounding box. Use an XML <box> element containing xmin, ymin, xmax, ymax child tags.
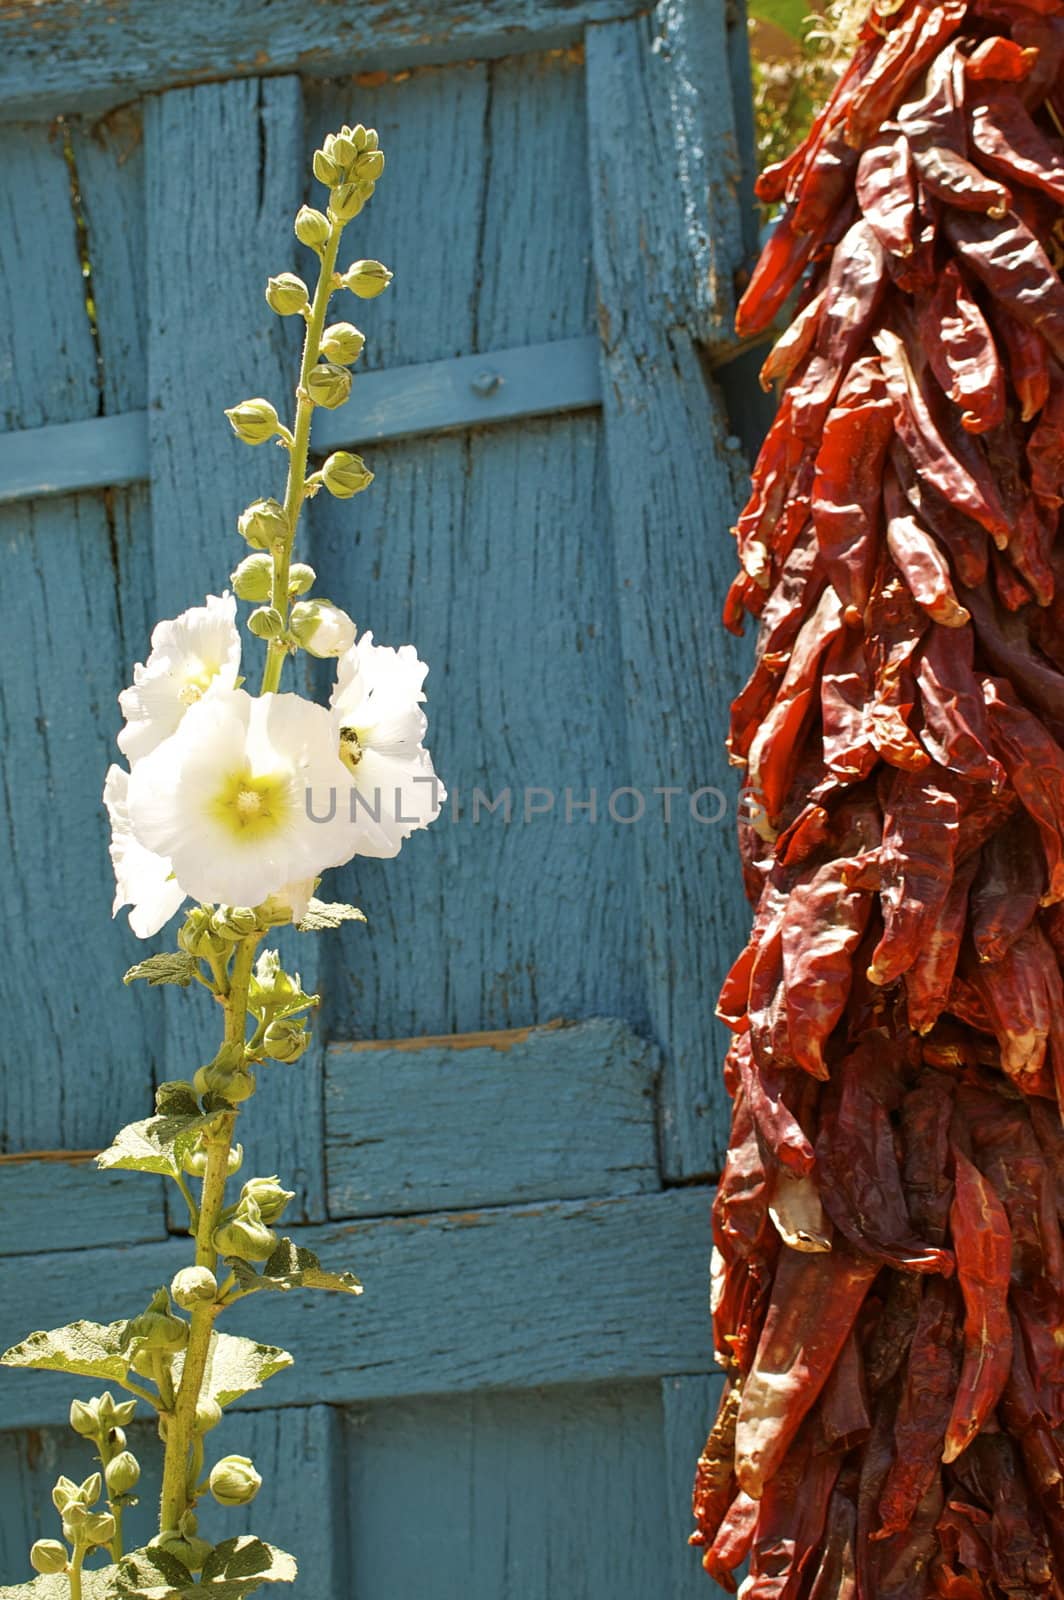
<box><xmin>692</xmin><ymin>0</ymin><xmax>1064</xmax><ymax>1587</ymax></box>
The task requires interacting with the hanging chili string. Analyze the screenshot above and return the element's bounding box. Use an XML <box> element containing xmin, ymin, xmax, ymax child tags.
<box><xmin>693</xmin><ymin>0</ymin><xmax>1064</xmax><ymax>1591</ymax></box>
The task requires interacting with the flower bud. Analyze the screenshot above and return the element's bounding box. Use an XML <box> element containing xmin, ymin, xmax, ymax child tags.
<box><xmin>106</xmin><ymin>1427</ymin><xmax>127</xmax><ymax>1452</ymax></box>
<box><xmin>224</xmin><ymin>399</ymin><xmax>280</xmax><ymax>446</ymax></box>
<box><xmin>194</xmin><ymin>1397</ymin><xmax>224</xmax><ymax>1434</ymax></box>
<box><xmin>110</xmin><ymin>1397</ymin><xmax>137</xmax><ymax>1428</ymax></box>
<box><xmin>30</xmin><ymin>1541</ymin><xmax>68</xmax><ymax>1575</ymax></box>
<box><xmin>262</xmin><ymin>1017</ymin><xmax>310</xmax><ymax>1063</ymax></box>
<box><xmin>211</xmin><ymin>905</ymin><xmax>261</xmax><ymax>942</ymax></box>
<box><xmin>294</xmin><ymin>205</ymin><xmax>330</xmax><ymax>248</ymax></box>
<box><xmin>354</xmin><ymin>149</ymin><xmax>385</xmax><ymax>181</ymax></box>
<box><xmin>247</xmin><ymin>605</ymin><xmax>287</xmax><ymax>640</ymax></box>
<box><xmin>265</xmin><ymin>272</ymin><xmax>309</xmax><ymax>316</ymax></box>
<box><xmin>69</xmin><ymin>1398</ymin><xmax>100</xmax><ymax>1438</ymax></box>
<box><xmin>289</xmin><ymin>599</ymin><xmax>356</xmax><ymax>659</ymax></box>
<box><xmin>363</xmin><ymin>128</ymin><xmax>379</xmax><ymax>152</ymax></box>
<box><xmin>104</xmin><ymin>1451</ymin><xmax>140</xmax><ymax>1497</ymax></box>
<box><xmin>126</xmin><ymin>1289</ymin><xmax>188</xmax><ymax>1355</ymax></box>
<box><xmin>51</xmin><ymin>1478</ymin><xmax>81</xmax><ymax>1514</ymax></box>
<box><xmin>61</xmin><ymin>1504</ymin><xmax>89</xmax><ymax>1539</ymax></box>
<box><xmin>306</xmin><ymin>362</ymin><xmax>352</xmax><ymax>410</ymax></box>
<box><xmin>81</xmin><ymin>1511</ymin><xmax>116</xmax><ymax>1549</ymax></box>
<box><xmin>342</xmin><ymin>259</ymin><xmax>393</xmax><ymax>299</ymax></box>
<box><xmin>237</xmin><ymin>497</ymin><xmax>289</xmax><ymax>552</ymax></box>
<box><xmin>322</xmin><ymin>450</ymin><xmax>374</xmax><ymax>499</ymax></box>
<box><xmin>288</xmin><ymin>562</ymin><xmax>316</xmax><ymax>596</ymax></box>
<box><xmin>209</xmin><ymin>1456</ymin><xmax>262</xmax><ymax>1508</ymax></box>
<box><xmin>331</xmin><ymin>133</ymin><xmax>358</xmax><ymax>173</ymax></box>
<box><xmin>312</xmin><ymin>148</ymin><xmax>342</xmax><ymax>186</ymax></box>
<box><xmin>194</xmin><ymin>1060</ymin><xmax>256</xmax><ymax>1105</ymax></box>
<box><xmin>213</xmin><ymin>1203</ymin><xmax>277</xmax><ymax>1263</ymax></box>
<box><xmin>230</xmin><ymin>553</ymin><xmax>274</xmax><ymax>602</ymax></box>
<box><xmin>182</xmin><ymin>1140</ymin><xmax>243</xmax><ymax>1179</ymax></box>
<box><xmin>178</xmin><ymin>905</ymin><xmax>227</xmax><ymax>959</ymax></box>
<box><xmin>329</xmin><ymin>182</ymin><xmax>366</xmax><ymax>223</ymax></box>
<box><xmin>239</xmin><ymin>1175</ymin><xmax>295</xmax><ymax>1226</ymax></box>
<box><xmin>320</xmin><ymin>321</ymin><xmax>365</xmax><ymax>365</ymax></box>
<box><xmin>171</xmin><ymin>1266</ymin><xmax>217</xmax><ymax>1310</ymax></box>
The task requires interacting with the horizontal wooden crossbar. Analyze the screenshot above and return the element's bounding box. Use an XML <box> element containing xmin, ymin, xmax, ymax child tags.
<box><xmin>0</xmin><ymin>0</ymin><xmax>640</xmax><ymax>123</ymax></box>
<box><xmin>0</xmin><ymin>1188</ymin><xmax>712</xmax><ymax>1429</ymax></box>
<box><xmin>0</xmin><ymin>337</ymin><xmax>602</xmax><ymax>506</ymax></box>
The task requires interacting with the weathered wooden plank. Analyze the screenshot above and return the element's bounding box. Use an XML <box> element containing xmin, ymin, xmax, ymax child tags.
<box><xmin>586</xmin><ymin>17</ymin><xmax>752</xmax><ymax>1181</ymax></box>
<box><xmin>0</xmin><ymin>1188</ymin><xmax>712</xmax><ymax>1429</ymax></box>
<box><xmin>325</xmin><ymin>1018</ymin><xmax>659</xmax><ymax>1216</ymax></box>
<box><xmin>68</xmin><ymin>107</ymin><xmax>148</xmax><ymax>417</ymax></box>
<box><xmin>585</xmin><ymin>2</ymin><xmax>746</xmax><ymax>349</ymax></box>
<box><xmin>145</xmin><ymin>76</ymin><xmax>326</xmax><ymax>1223</ymax></box>
<box><xmin>0</xmin><ymin>1</ymin><xmax>642</xmax><ymax>125</ymax></box>
<box><xmin>0</xmin><ymin>122</ymin><xmax>98</xmax><ymax>433</ymax></box>
<box><xmin>342</xmin><ymin>1383</ymin><xmax>678</xmax><ymax>1599</ymax></box>
<box><xmin>0</xmin><ymin>339</ymin><xmax>603</xmax><ymax>506</ymax></box>
<box><xmin>316</xmin><ymin>414</ymin><xmax>645</xmax><ymax>1043</ymax></box>
<box><xmin>0</xmin><ymin>1157</ymin><xmax>167</xmax><ymax>1257</ymax></box>
<box><xmin>662</xmin><ymin>1374</ymin><xmax>729</xmax><ymax>1598</ymax></box>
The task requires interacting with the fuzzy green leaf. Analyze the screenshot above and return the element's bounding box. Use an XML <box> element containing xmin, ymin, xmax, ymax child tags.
<box><xmin>0</xmin><ymin>1568</ymin><xmax>121</xmax><ymax>1600</ymax></box>
<box><xmin>227</xmin><ymin>1237</ymin><xmax>363</xmax><ymax>1298</ymax></box>
<box><xmin>96</xmin><ymin>1082</ymin><xmax>213</xmax><ymax>1178</ymax></box>
<box><xmin>115</xmin><ymin>1540</ymin><xmax>295</xmax><ymax>1599</ymax></box>
<box><xmin>295</xmin><ymin>899</ymin><xmax>365</xmax><ymax>931</ymax></box>
<box><xmin>169</xmin><ymin>1332</ymin><xmax>293</xmax><ymax>1408</ymax></box>
<box><xmin>1</xmin><ymin>1320</ymin><xmax>131</xmax><ymax>1385</ymax></box>
<box><xmin>123</xmin><ymin>952</ymin><xmax>199</xmax><ymax>988</ymax></box>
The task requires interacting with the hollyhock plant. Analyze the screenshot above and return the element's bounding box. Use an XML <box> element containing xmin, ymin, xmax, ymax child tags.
<box><xmin>0</xmin><ymin>121</ymin><xmax>443</xmax><ymax>1600</ymax></box>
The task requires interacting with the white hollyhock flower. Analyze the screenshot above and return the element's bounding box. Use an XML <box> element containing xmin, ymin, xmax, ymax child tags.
<box><xmin>103</xmin><ymin>765</ymin><xmax>186</xmax><ymax>938</ymax></box>
<box><xmin>328</xmin><ymin>632</ymin><xmax>445</xmax><ymax>858</ymax></box>
<box><xmin>126</xmin><ymin>688</ymin><xmax>356</xmax><ymax>908</ymax></box>
<box><xmin>118</xmin><ymin>593</ymin><xmax>241</xmax><ymax>763</ymax></box>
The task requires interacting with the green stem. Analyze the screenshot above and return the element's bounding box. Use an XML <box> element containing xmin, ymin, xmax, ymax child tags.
<box><xmin>260</xmin><ymin>219</ymin><xmax>345</xmax><ymax>696</ymax></box>
<box><xmin>157</xmin><ymin>935</ymin><xmax>260</xmax><ymax>1533</ymax></box>
<box><xmin>68</xmin><ymin>1543</ymin><xmax>84</xmax><ymax>1600</ymax></box>
<box><xmin>172</xmin><ymin>1170</ymin><xmax>199</xmax><ymax>1232</ymax></box>
<box><xmin>96</xmin><ymin>1430</ymin><xmax>124</xmax><ymax>1563</ymax></box>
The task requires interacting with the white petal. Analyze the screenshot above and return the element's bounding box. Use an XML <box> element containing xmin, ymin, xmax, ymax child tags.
<box><xmin>103</xmin><ymin>764</ymin><xmax>186</xmax><ymax>938</ymax></box>
<box><xmin>118</xmin><ymin>593</ymin><xmax>241</xmax><ymax>762</ymax></box>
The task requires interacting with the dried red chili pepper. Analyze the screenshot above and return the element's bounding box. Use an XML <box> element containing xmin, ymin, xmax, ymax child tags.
<box><xmin>942</xmin><ymin>1147</ymin><xmax>1013</xmax><ymax>1462</ymax></box>
<box><xmin>920</xmin><ymin>264</ymin><xmax>1007</xmax><ymax>433</ymax></box>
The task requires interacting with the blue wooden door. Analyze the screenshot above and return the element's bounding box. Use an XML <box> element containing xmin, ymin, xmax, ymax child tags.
<box><xmin>0</xmin><ymin>4</ymin><xmax>759</xmax><ymax>1593</ymax></box>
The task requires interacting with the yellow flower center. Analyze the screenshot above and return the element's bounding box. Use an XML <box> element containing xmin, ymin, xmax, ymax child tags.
<box><xmin>210</xmin><ymin>767</ymin><xmax>290</xmax><ymax>839</ymax></box>
<box><xmin>338</xmin><ymin>726</ymin><xmax>364</xmax><ymax>774</ymax></box>
<box><xmin>178</xmin><ymin>658</ymin><xmax>221</xmax><ymax>706</ymax></box>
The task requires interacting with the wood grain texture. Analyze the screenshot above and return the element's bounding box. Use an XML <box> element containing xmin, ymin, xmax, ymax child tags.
<box><xmin>586</xmin><ymin>16</ymin><xmax>754</xmax><ymax>1180</ymax></box>
<box><xmin>145</xmin><ymin>76</ymin><xmax>326</xmax><ymax>1221</ymax></box>
<box><xmin>325</xmin><ymin>1017</ymin><xmax>660</xmax><ymax>1215</ymax></box>
<box><xmin>342</xmin><ymin>1383</ymin><xmax>680</xmax><ymax>1599</ymax></box>
<box><xmin>0</xmin><ymin>1</ymin><xmax>641</xmax><ymax>124</ymax></box>
<box><xmin>314</xmin><ymin>414</ymin><xmax>644</xmax><ymax>1044</ymax></box>
<box><xmin>0</xmin><ymin>1158</ymin><xmax>166</xmax><ymax>1258</ymax></box>
<box><xmin>662</xmin><ymin>1374</ymin><xmax>729</xmax><ymax>1598</ymax></box>
<box><xmin>0</xmin><ymin>1187</ymin><xmax>712</xmax><ymax>1429</ymax></box>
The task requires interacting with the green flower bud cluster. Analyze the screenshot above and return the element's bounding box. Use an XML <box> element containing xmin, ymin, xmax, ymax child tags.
<box><xmin>231</xmin><ymin>553</ymin><xmax>314</xmax><ymax>606</ymax></box>
<box><xmin>209</xmin><ymin>1454</ymin><xmax>262</xmax><ymax>1508</ymax></box>
<box><xmin>312</xmin><ymin>124</ymin><xmax>384</xmax><ymax>222</ymax></box>
<box><xmin>68</xmin><ymin>1392</ymin><xmax>136</xmax><ymax>1440</ymax></box>
<box><xmin>50</xmin><ymin>1471</ymin><xmax>116</xmax><ymax>1553</ymax></box>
